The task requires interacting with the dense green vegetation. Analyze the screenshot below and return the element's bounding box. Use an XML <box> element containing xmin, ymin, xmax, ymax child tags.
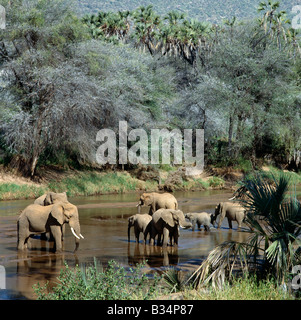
<box><xmin>34</xmin><ymin>259</ymin><xmax>296</xmax><ymax>300</ymax></box>
<box><xmin>0</xmin><ymin>0</ymin><xmax>300</xmax><ymax>179</ymax></box>
<box><xmin>34</xmin><ymin>259</ymin><xmax>163</xmax><ymax>300</ymax></box>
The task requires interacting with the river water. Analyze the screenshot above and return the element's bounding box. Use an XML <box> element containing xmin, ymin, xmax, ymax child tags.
<box><xmin>0</xmin><ymin>189</ymin><xmax>255</xmax><ymax>299</ymax></box>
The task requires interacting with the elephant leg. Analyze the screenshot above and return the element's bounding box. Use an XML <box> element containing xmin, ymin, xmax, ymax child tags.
<box><xmin>191</xmin><ymin>219</ymin><xmax>195</xmax><ymax>231</ymax></box>
<box><xmin>50</xmin><ymin>225</ymin><xmax>63</xmax><ymax>253</ymax></box>
<box><xmin>237</xmin><ymin>217</ymin><xmax>243</xmax><ymax>229</ymax></box>
<box><xmin>173</xmin><ymin>228</ymin><xmax>179</xmax><ymax>246</ymax></box>
<box><xmin>149</xmin><ymin>204</ymin><xmax>156</xmax><ymax>216</ymax></box>
<box><xmin>162</xmin><ymin>228</ymin><xmax>169</xmax><ymax>247</ymax></box>
<box><xmin>150</xmin><ymin>225</ymin><xmax>157</xmax><ymax>246</ymax></box>
<box><xmin>18</xmin><ymin>234</ymin><xmax>30</xmax><ymax>251</ymax></box>
<box><xmin>134</xmin><ymin>226</ymin><xmax>140</xmax><ymax>243</ymax></box>
<box><xmin>61</xmin><ymin>224</ymin><xmax>65</xmax><ymax>242</ymax></box>
<box><xmin>144</xmin><ymin>225</ymin><xmax>151</xmax><ymax>244</ymax></box>
<box><xmin>157</xmin><ymin>234</ymin><xmax>162</xmax><ymax>246</ymax></box>
<box><xmin>227</xmin><ymin>217</ymin><xmax>233</xmax><ymax>229</ymax></box>
<box><xmin>143</xmin><ymin>232</ymin><xmax>147</xmax><ymax>244</ymax></box>
<box><xmin>17</xmin><ymin>227</ymin><xmax>30</xmax><ymax>251</ymax></box>
<box><xmin>41</xmin><ymin>233</ymin><xmax>47</xmax><ymax>240</ymax></box>
<box><xmin>204</xmin><ymin>224</ymin><xmax>210</xmax><ymax>232</ymax></box>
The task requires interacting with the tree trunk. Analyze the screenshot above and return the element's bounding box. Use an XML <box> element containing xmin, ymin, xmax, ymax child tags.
<box><xmin>29</xmin><ymin>103</ymin><xmax>47</xmax><ymax>177</ymax></box>
<box><xmin>228</xmin><ymin>114</ymin><xmax>234</xmax><ymax>158</ymax></box>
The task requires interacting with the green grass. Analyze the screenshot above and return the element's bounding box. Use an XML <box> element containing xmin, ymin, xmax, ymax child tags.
<box><xmin>47</xmin><ymin>172</ymin><xmax>142</xmax><ymax>197</ymax></box>
<box><xmin>208</xmin><ymin>176</ymin><xmax>225</xmax><ymax>188</ymax></box>
<box><xmin>186</xmin><ymin>275</ymin><xmax>295</xmax><ymax>300</ymax></box>
<box><xmin>4</xmin><ymin>164</ymin><xmax>299</xmax><ymax>201</ymax></box>
<box><xmin>0</xmin><ymin>183</ymin><xmax>47</xmax><ymax>200</ymax></box>
<box><xmin>245</xmin><ymin>165</ymin><xmax>301</xmax><ymax>188</ymax></box>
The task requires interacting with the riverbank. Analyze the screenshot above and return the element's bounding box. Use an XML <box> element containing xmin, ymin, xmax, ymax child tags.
<box><xmin>0</xmin><ymin>164</ymin><xmax>300</xmax><ymax>201</ymax></box>
<box><xmin>0</xmin><ymin>164</ymin><xmax>235</xmax><ymax>201</ymax></box>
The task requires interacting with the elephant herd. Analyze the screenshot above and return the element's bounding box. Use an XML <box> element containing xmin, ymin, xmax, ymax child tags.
<box><xmin>16</xmin><ymin>190</ymin><xmax>246</xmax><ymax>253</ymax></box>
<box><xmin>128</xmin><ymin>192</ymin><xmax>246</xmax><ymax>247</ymax></box>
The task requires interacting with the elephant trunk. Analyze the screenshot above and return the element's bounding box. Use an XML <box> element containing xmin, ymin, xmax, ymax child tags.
<box><xmin>136</xmin><ymin>202</ymin><xmax>141</xmax><ymax>213</ymax></box>
<box><xmin>179</xmin><ymin>219</ymin><xmax>192</xmax><ymax>229</ymax></box>
<box><xmin>69</xmin><ymin>220</ymin><xmax>83</xmax><ymax>252</ymax></box>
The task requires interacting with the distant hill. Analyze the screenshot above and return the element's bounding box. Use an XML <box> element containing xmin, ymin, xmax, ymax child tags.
<box><xmin>75</xmin><ymin>0</ymin><xmax>300</xmax><ymax>22</ymax></box>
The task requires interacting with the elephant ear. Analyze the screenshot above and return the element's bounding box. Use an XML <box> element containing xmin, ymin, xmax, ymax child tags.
<box><xmin>143</xmin><ymin>195</ymin><xmax>152</xmax><ymax>206</ymax></box>
<box><xmin>44</xmin><ymin>192</ymin><xmax>54</xmax><ymax>205</ymax></box>
<box><xmin>128</xmin><ymin>215</ymin><xmax>135</xmax><ymax>225</ymax></box>
<box><xmin>161</xmin><ymin>210</ymin><xmax>176</xmax><ymax>227</ymax></box>
<box><xmin>51</xmin><ymin>203</ymin><xmax>65</xmax><ymax>225</ymax></box>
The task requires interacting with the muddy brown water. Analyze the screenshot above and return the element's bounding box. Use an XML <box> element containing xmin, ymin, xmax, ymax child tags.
<box><xmin>0</xmin><ymin>189</ymin><xmax>253</xmax><ymax>299</ymax></box>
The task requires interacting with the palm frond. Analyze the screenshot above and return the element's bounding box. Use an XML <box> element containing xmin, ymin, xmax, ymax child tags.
<box><xmin>188</xmin><ymin>241</ymin><xmax>250</xmax><ymax>289</ymax></box>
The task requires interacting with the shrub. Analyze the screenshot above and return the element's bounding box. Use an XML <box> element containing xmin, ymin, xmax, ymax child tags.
<box><xmin>34</xmin><ymin>259</ymin><xmax>163</xmax><ymax>300</ymax></box>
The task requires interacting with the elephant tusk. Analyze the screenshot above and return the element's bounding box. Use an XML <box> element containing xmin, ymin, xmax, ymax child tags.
<box><xmin>71</xmin><ymin>227</ymin><xmax>80</xmax><ymax>240</ymax></box>
<box><xmin>136</xmin><ymin>204</ymin><xmax>140</xmax><ymax>207</ymax></box>
<box><xmin>228</xmin><ymin>196</ymin><xmax>236</xmax><ymax>201</ymax></box>
<box><xmin>80</xmin><ymin>234</ymin><xmax>84</xmax><ymax>239</ymax></box>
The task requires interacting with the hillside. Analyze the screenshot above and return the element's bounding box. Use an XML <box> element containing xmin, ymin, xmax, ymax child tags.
<box><xmin>76</xmin><ymin>0</ymin><xmax>300</xmax><ymax>22</ymax></box>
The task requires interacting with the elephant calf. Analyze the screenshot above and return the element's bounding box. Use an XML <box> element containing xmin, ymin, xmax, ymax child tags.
<box><xmin>128</xmin><ymin>214</ymin><xmax>152</xmax><ymax>244</ymax></box>
<box><xmin>212</xmin><ymin>202</ymin><xmax>246</xmax><ymax>229</ymax></box>
<box><xmin>185</xmin><ymin>212</ymin><xmax>213</xmax><ymax>231</ymax></box>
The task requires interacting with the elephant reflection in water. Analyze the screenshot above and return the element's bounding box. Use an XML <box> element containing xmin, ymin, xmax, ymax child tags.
<box><xmin>127</xmin><ymin>243</ymin><xmax>179</xmax><ymax>268</ymax></box>
<box><xmin>211</xmin><ymin>227</ymin><xmax>248</xmax><ymax>247</ymax></box>
<box><xmin>15</xmin><ymin>251</ymin><xmax>79</xmax><ymax>298</ymax></box>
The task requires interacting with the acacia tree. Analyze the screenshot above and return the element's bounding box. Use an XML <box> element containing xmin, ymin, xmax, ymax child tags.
<box><xmin>0</xmin><ymin>0</ymin><xmax>176</xmax><ymax>177</ymax></box>
<box><xmin>191</xmin><ymin>21</ymin><xmax>300</xmax><ymax>163</ymax></box>
<box><xmin>0</xmin><ymin>0</ymin><xmax>91</xmax><ymax>176</ymax></box>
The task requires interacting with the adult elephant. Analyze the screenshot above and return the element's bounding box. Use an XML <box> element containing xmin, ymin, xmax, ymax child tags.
<box><xmin>128</xmin><ymin>214</ymin><xmax>152</xmax><ymax>244</ymax></box>
<box><xmin>137</xmin><ymin>192</ymin><xmax>178</xmax><ymax>215</ymax></box>
<box><xmin>34</xmin><ymin>192</ymin><xmax>68</xmax><ymax>206</ymax></box>
<box><xmin>212</xmin><ymin>202</ymin><xmax>246</xmax><ymax>229</ymax></box>
<box><xmin>17</xmin><ymin>201</ymin><xmax>84</xmax><ymax>253</ymax></box>
<box><xmin>150</xmin><ymin>209</ymin><xmax>192</xmax><ymax>247</ymax></box>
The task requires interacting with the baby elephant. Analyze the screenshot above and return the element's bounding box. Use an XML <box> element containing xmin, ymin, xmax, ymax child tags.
<box><xmin>128</xmin><ymin>214</ymin><xmax>152</xmax><ymax>244</ymax></box>
<box><xmin>185</xmin><ymin>212</ymin><xmax>213</xmax><ymax>231</ymax></box>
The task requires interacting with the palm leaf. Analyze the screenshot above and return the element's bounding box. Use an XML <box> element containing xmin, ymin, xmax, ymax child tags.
<box><xmin>188</xmin><ymin>241</ymin><xmax>250</xmax><ymax>289</ymax></box>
